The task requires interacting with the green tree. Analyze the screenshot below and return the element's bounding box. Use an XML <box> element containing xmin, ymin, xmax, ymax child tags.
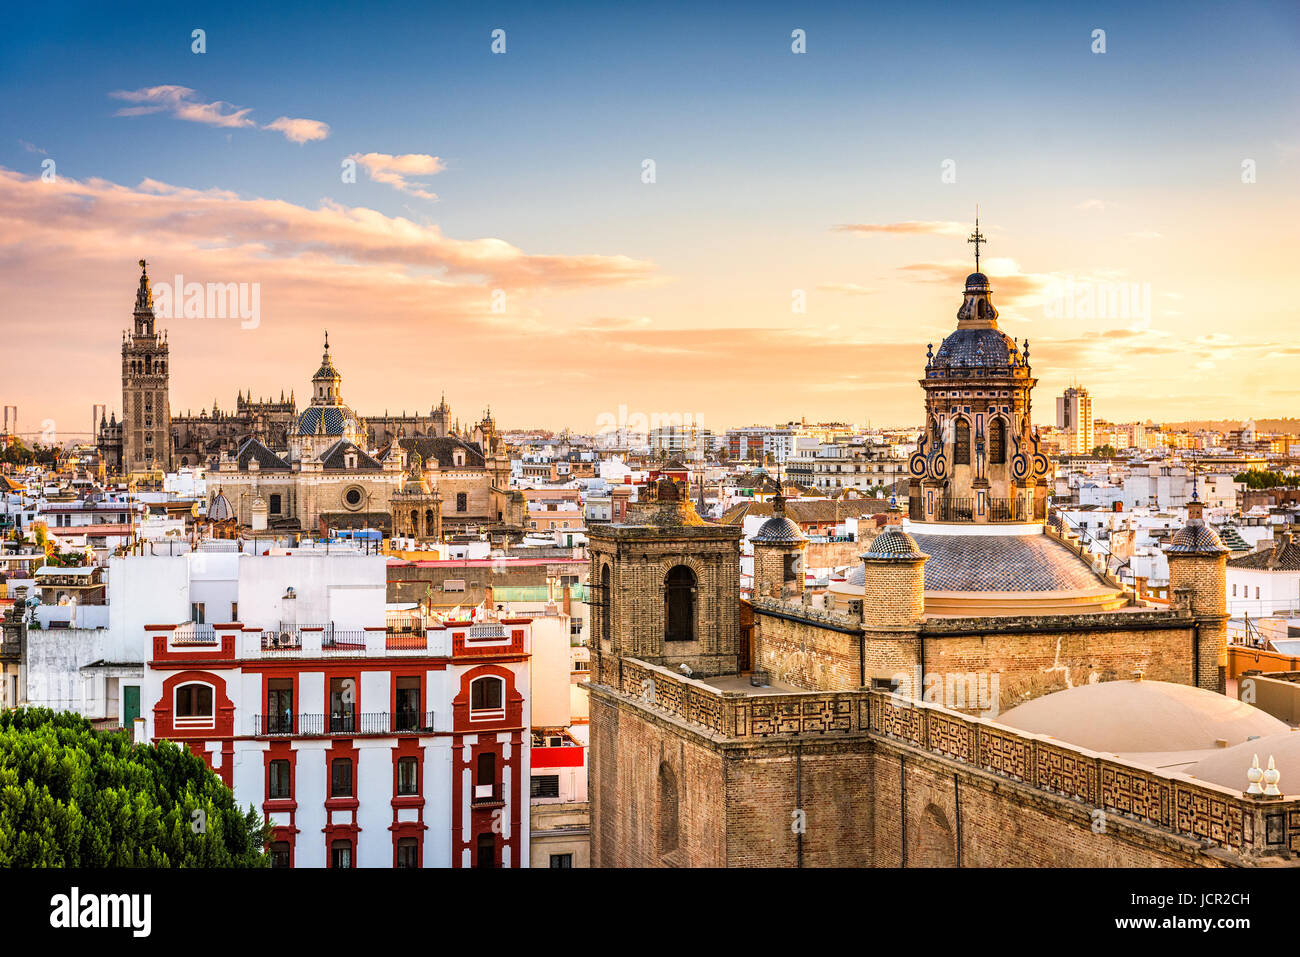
<box><xmin>0</xmin><ymin>708</ymin><xmax>270</xmax><ymax>866</ymax></box>
<box><xmin>1091</xmin><ymin>445</ymin><xmax>1117</xmax><ymax>458</ymax></box>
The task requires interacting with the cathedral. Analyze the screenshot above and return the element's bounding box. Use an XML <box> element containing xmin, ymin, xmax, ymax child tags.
<box><xmin>98</xmin><ymin>261</ymin><xmax>524</xmax><ymax>538</ymax></box>
<box><xmin>586</xmin><ymin>229</ymin><xmax>1298</xmax><ymax>868</ymax></box>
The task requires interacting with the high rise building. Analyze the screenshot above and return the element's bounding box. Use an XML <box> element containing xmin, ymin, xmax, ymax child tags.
<box><xmin>1056</xmin><ymin>385</ymin><xmax>1094</xmax><ymax>455</ymax></box>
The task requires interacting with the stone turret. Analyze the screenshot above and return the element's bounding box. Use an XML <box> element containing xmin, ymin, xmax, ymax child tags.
<box><xmin>1165</xmin><ymin>492</ymin><xmax>1229</xmax><ymax>693</ymax></box>
<box><xmin>749</xmin><ymin>494</ymin><xmax>807</xmax><ymax>601</ymax></box>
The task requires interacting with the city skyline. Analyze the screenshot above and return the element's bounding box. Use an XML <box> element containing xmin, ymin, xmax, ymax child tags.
<box><xmin>2</xmin><ymin>0</ymin><xmax>1298</xmax><ymax>440</ymax></box>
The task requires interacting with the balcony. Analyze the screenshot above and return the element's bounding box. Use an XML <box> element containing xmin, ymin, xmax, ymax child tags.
<box><xmin>252</xmin><ymin>711</ymin><xmax>435</xmax><ymax>736</ymax></box>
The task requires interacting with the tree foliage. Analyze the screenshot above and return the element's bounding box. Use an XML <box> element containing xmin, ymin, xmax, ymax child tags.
<box><xmin>0</xmin><ymin>708</ymin><xmax>270</xmax><ymax>866</ymax></box>
<box><xmin>1235</xmin><ymin>469</ymin><xmax>1300</xmax><ymax>490</ymax></box>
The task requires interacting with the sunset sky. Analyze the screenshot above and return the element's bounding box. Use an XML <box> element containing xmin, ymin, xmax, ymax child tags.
<box><xmin>2</xmin><ymin>0</ymin><xmax>1298</xmax><ymax>442</ymax></box>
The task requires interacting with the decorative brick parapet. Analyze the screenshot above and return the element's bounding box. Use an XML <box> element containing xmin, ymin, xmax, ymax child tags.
<box><xmin>868</xmin><ymin>691</ymin><xmax>1289</xmax><ymax>855</ymax></box>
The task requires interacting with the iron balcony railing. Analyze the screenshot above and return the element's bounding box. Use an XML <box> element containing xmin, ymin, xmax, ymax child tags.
<box><xmin>253</xmin><ymin>711</ymin><xmax>435</xmax><ymax>736</ymax></box>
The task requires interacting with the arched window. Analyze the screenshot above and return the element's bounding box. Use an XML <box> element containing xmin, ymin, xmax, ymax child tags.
<box><xmin>270</xmin><ymin>493</ymin><xmax>282</xmax><ymax>515</ymax></box>
<box><xmin>658</xmin><ymin>763</ymin><xmax>679</xmax><ymax>856</ymax></box>
<box><xmin>954</xmin><ymin>419</ymin><xmax>971</xmax><ymax>465</ymax></box>
<box><xmin>456</xmin><ymin>493</ymin><xmax>467</xmax><ymax>512</ymax></box>
<box><xmin>469</xmin><ymin>676</ymin><xmax>505</xmax><ymax>718</ymax></box>
<box><xmin>174</xmin><ymin>682</ymin><xmax>214</xmax><ymax>728</ymax></box>
<box><xmin>409</xmin><ymin>509</ymin><xmax>418</xmax><ymax>532</ymax></box>
<box><xmin>664</xmin><ymin>565</ymin><xmax>696</xmax><ymax>642</ymax></box>
<box><xmin>600</xmin><ymin>564</ymin><xmax>611</xmax><ymax>642</ymax></box>
<box><xmin>988</xmin><ymin>418</ymin><xmax>1006</xmax><ymax>465</ymax></box>
<box><xmin>424</xmin><ymin>508</ymin><xmax>435</xmax><ymax>531</ymax></box>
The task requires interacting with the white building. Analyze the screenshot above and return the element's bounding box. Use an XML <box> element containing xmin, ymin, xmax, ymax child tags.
<box><xmin>133</xmin><ymin>550</ymin><xmax>532</xmax><ymax>868</ymax></box>
<box><xmin>1056</xmin><ymin>385</ymin><xmax>1094</xmax><ymax>455</ymax></box>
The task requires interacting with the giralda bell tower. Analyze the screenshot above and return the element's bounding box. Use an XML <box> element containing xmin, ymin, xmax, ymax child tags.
<box><xmin>121</xmin><ymin>259</ymin><xmax>172</xmax><ymax>473</ymax></box>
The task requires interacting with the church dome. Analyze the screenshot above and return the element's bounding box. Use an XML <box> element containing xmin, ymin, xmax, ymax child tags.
<box><xmin>1183</xmin><ymin>730</ymin><xmax>1300</xmax><ymax>791</ymax></box>
<box><xmin>996</xmin><ymin>680</ymin><xmax>1287</xmax><ymax>754</ymax></box>
<box><xmin>750</xmin><ymin>496</ymin><xmax>805</xmax><ymax>545</ymax></box>
<box><xmin>294</xmin><ymin>405</ymin><xmax>363</xmax><ymax>437</ymax></box>
<box><xmin>208</xmin><ymin>489</ymin><xmax>234</xmax><ymax>522</ymax></box>
<box><xmin>931</xmin><ymin>327</ymin><xmax>1021</xmax><ymax>372</ymax></box>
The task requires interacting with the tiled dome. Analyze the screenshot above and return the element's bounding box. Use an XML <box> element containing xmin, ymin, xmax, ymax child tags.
<box><xmin>860</xmin><ymin>526</ymin><xmax>927</xmax><ymax>561</ymax></box>
<box><xmin>1166</xmin><ymin>521</ymin><xmax>1228</xmax><ymax>555</ymax></box>
<box><xmin>751</xmin><ymin>514</ymin><xmax>805</xmax><ymax>545</ymax></box>
<box><xmin>208</xmin><ymin>489</ymin><xmax>234</xmax><ymax>522</ymax></box>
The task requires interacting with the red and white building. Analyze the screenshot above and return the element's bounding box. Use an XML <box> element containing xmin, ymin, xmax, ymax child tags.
<box><xmin>136</xmin><ymin>550</ymin><xmax>532</xmax><ymax>867</ymax></box>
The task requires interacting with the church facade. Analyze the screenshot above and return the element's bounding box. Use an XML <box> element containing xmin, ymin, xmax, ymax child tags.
<box><xmin>587</xmin><ymin>237</ymin><xmax>1298</xmax><ymax>868</ymax></box>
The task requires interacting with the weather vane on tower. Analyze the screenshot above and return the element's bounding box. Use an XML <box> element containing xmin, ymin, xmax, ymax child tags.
<box><xmin>967</xmin><ymin>208</ymin><xmax>986</xmax><ymax>273</ymax></box>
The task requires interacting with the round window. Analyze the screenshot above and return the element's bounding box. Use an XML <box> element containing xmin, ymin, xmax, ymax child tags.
<box><xmin>344</xmin><ymin>487</ymin><xmax>363</xmax><ymax>508</ymax></box>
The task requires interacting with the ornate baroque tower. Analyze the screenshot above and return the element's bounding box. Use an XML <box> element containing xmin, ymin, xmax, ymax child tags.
<box><xmin>121</xmin><ymin>260</ymin><xmax>172</xmax><ymax>472</ymax></box>
<box><xmin>907</xmin><ymin>221</ymin><xmax>1051</xmax><ymax>523</ymax></box>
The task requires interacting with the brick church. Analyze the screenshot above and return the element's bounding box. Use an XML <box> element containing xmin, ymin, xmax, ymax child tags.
<box><xmin>587</xmin><ymin>236</ymin><xmax>1300</xmax><ymax>868</ymax></box>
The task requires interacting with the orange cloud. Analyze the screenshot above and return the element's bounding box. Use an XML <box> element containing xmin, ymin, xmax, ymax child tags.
<box><xmin>264</xmin><ymin>117</ymin><xmax>331</xmax><ymax>143</ymax></box>
<box><xmin>349</xmin><ymin>153</ymin><xmax>445</xmax><ymax>199</ymax></box>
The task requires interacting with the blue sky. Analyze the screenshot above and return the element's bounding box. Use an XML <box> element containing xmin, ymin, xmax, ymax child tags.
<box><xmin>1</xmin><ymin>0</ymin><xmax>1297</xmax><ymax>436</ymax></box>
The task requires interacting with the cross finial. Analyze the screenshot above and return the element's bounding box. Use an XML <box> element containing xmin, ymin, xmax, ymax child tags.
<box><xmin>324</xmin><ymin>330</ymin><xmax>329</xmax><ymax>351</ymax></box>
<box><xmin>138</xmin><ymin>259</ymin><xmax>147</xmax><ymax>272</ymax></box>
<box><xmin>967</xmin><ymin>208</ymin><xmax>986</xmax><ymax>273</ymax></box>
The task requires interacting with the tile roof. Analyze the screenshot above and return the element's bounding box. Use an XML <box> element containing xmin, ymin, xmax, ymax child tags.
<box><xmin>319</xmin><ymin>440</ymin><xmax>382</xmax><ymax>471</ymax></box>
<box><xmin>1228</xmin><ymin>537</ymin><xmax>1300</xmax><ymax>571</ymax></box>
<box><xmin>845</xmin><ymin>532</ymin><xmax>1105</xmax><ymax>591</ymax></box>
<box><xmin>236</xmin><ymin>438</ymin><xmax>290</xmax><ymax>471</ymax></box>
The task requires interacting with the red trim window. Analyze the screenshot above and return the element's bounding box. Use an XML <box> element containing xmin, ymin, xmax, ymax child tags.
<box><xmin>469</xmin><ymin>675</ymin><xmax>505</xmax><ymax>722</ymax></box>
<box><xmin>474</xmin><ymin>751</ymin><xmax>496</xmax><ymax>802</ymax></box>
<box><xmin>269</xmin><ymin>758</ymin><xmax>292</xmax><ymax>799</ymax></box>
<box><xmin>174</xmin><ymin>681</ymin><xmax>215</xmax><ymax>730</ymax></box>
<box><xmin>331</xmin><ymin>839</ymin><xmax>353</xmax><ymax>869</ymax></box>
<box><xmin>395</xmin><ymin>837</ymin><xmax>419</xmax><ymax>868</ymax></box>
<box><xmin>269</xmin><ymin>841</ymin><xmax>291</xmax><ymax>868</ymax></box>
<box><xmin>397</xmin><ymin>755</ymin><xmax>419</xmax><ymax>796</ymax></box>
<box><xmin>330</xmin><ymin>757</ymin><xmax>354</xmax><ymax>798</ymax></box>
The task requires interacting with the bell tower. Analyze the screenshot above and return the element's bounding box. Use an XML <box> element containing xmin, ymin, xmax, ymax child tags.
<box><xmin>907</xmin><ymin>219</ymin><xmax>1051</xmax><ymax>524</ymax></box>
<box><xmin>121</xmin><ymin>260</ymin><xmax>172</xmax><ymax>473</ymax></box>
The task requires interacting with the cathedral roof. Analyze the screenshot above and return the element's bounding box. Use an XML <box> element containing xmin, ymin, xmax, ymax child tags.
<box><xmin>236</xmin><ymin>437</ymin><xmax>290</xmax><ymax>470</ymax></box>
<box><xmin>396</xmin><ymin>436</ymin><xmax>485</xmax><ymax>469</ymax></box>
<box><xmin>294</xmin><ymin>405</ymin><xmax>362</xmax><ymax>437</ymax></box>
<box><xmin>318</xmin><ymin>440</ymin><xmax>382</xmax><ymax>471</ymax></box>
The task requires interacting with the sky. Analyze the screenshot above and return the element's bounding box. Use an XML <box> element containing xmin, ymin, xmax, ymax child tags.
<box><xmin>1</xmin><ymin>0</ymin><xmax>1298</xmax><ymax>443</ymax></box>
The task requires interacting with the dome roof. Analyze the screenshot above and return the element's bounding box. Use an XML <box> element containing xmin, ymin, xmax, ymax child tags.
<box><xmin>931</xmin><ymin>326</ymin><xmax>1021</xmax><ymax>372</ymax></box>
<box><xmin>208</xmin><ymin>489</ymin><xmax>234</xmax><ymax>523</ymax></box>
<box><xmin>1184</xmin><ymin>730</ymin><xmax>1300</xmax><ymax>792</ymax></box>
<box><xmin>996</xmin><ymin>680</ymin><xmax>1288</xmax><ymax>754</ymax></box>
<box><xmin>861</xmin><ymin>526</ymin><xmax>927</xmax><ymax>561</ymax></box>
<box><xmin>294</xmin><ymin>404</ymin><xmax>362</xmax><ymax>437</ymax></box>
<box><xmin>751</xmin><ymin>514</ymin><xmax>805</xmax><ymax>545</ymax></box>
<box><xmin>1167</xmin><ymin>521</ymin><xmax>1229</xmax><ymax>555</ymax></box>
<box><xmin>964</xmin><ymin>272</ymin><xmax>990</xmax><ymax>291</ymax></box>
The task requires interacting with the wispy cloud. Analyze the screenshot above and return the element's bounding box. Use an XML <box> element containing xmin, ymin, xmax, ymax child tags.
<box><xmin>17</xmin><ymin>139</ymin><xmax>47</xmax><ymax>155</ymax></box>
<box><xmin>110</xmin><ymin>86</ymin><xmax>329</xmax><ymax>143</ymax></box>
<box><xmin>1075</xmin><ymin>199</ymin><xmax>1114</xmax><ymax>211</ymax></box>
<box><xmin>349</xmin><ymin>152</ymin><xmax>444</xmax><ymax>199</ymax></box>
<box><xmin>831</xmin><ymin>220</ymin><xmax>970</xmax><ymax>237</ymax></box>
